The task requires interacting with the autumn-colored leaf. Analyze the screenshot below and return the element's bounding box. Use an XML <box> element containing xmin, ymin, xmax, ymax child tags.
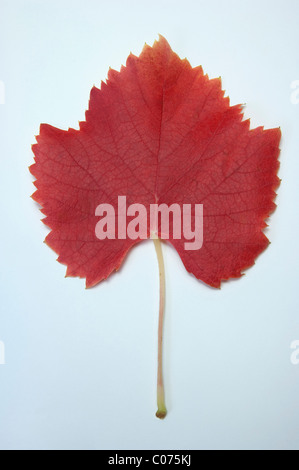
<box><xmin>30</xmin><ymin>36</ymin><xmax>281</xmax><ymax>418</ymax></box>
<box><xmin>30</xmin><ymin>36</ymin><xmax>280</xmax><ymax>288</ymax></box>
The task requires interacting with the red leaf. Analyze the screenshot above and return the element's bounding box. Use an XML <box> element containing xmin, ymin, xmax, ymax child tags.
<box><xmin>30</xmin><ymin>36</ymin><xmax>281</xmax><ymax>288</ymax></box>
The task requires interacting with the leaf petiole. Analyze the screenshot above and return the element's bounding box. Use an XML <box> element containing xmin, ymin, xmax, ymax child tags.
<box><xmin>153</xmin><ymin>237</ymin><xmax>167</xmax><ymax>419</ymax></box>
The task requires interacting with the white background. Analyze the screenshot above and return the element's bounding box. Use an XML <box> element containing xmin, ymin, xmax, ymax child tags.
<box><xmin>0</xmin><ymin>0</ymin><xmax>298</xmax><ymax>450</ymax></box>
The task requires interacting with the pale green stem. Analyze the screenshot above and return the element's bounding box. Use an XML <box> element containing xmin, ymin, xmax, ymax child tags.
<box><xmin>153</xmin><ymin>238</ymin><xmax>167</xmax><ymax>419</ymax></box>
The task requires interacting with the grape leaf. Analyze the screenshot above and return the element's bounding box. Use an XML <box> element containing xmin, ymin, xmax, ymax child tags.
<box><xmin>30</xmin><ymin>36</ymin><xmax>280</xmax><ymax>289</ymax></box>
<box><xmin>30</xmin><ymin>36</ymin><xmax>281</xmax><ymax>419</ymax></box>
